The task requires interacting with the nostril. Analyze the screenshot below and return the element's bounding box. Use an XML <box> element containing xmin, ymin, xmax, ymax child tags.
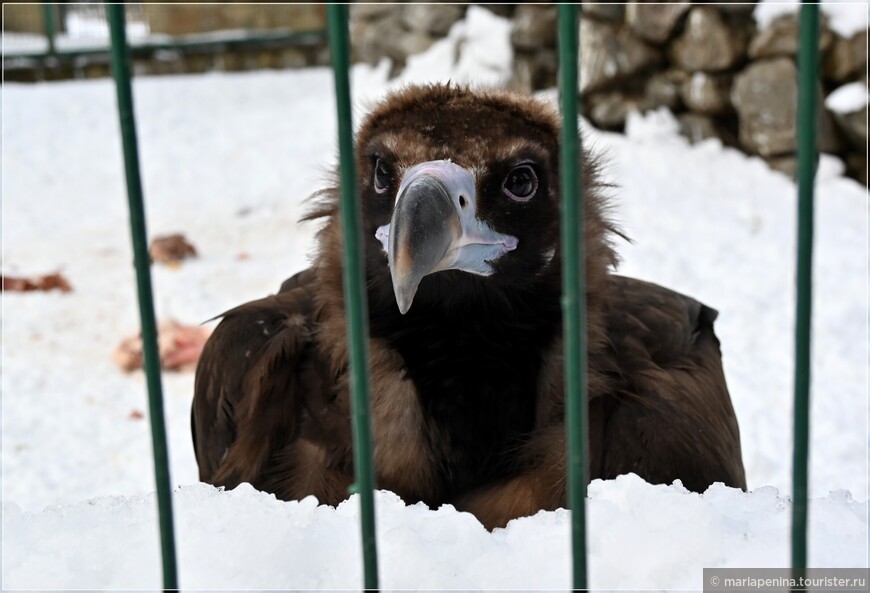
<box><xmin>459</xmin><ymin>195</ymin><xmax>467</xmax><ymax>209</ymax></box>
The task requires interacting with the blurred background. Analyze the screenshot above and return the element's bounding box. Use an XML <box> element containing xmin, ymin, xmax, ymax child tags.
<box><xmin>4</xmin><ymin>1</ymin><xmax>867</xmax><ymax>185</ymax></box>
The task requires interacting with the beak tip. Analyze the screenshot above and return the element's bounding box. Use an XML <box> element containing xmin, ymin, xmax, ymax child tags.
<box><xmin>395</xmin><ymin>289</ymin><xmax>414</xmax><ymax>315</ymax></box>
<box><xmin>393</xmin><ymin>278</ymin><xmax>418</xmax><ymax>315</ymax></box>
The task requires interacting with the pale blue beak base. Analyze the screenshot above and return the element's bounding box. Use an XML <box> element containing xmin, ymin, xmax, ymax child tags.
<box><xmin>375</xmin><ymin>160</ymin><xmax>518</xmax><ymax>314</ymax></box>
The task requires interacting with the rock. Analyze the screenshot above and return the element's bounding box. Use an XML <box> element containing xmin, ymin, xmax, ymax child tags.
<box><xmin>149</xmin><ymin>233</ymin><xmax>197</xmax><ymax>265</ymax></box>
<box><xmin>644</xmin><ymin>69</ymin><xmax>689</xmax><ymax>110</ymax></box>
<box><xmin>275</xmin><ymin>48</ymin><xmax>308</xmax><ymax>69</ymax></box>
<box><xmin>351</xmin><ymin>15</ymin><xmax>387</xmax><ymax>64</ymax></box>
<box><xmin>512</xmin><ymin>49</ymin><xmax>557</xmax><ymax>94</ymax></box>
<box><xmin>671</xmin><ymin>7</ymin><xmax>748</xmax><ymax>72</ymax></box>
<box><xmin>400</xmin><ymin>4</ymin><xmax>465</xmax><ymax>36</ymax></box>
<box><xmin>749</xmin><ymin>13</ymin><xmax>833</xmax><ymax>60</ymax></box>
<box><xmin>579</xmin><ymin>17</ymin><xmax>660</xmax><ymax>94</ymax></box>
<box><xmin>352</xmin><ymin>13</ymin><xmax>435</xmax><ymax>66</ymax></box>
<box><xmin>824</xmin><ymin>31</ymin><xmax>867</xmax><ymax>83</ymax></box>
<box><xmin>186</xmin><ymin>55</ymin><xmax>212</xmax><ymax>74</ymax></box>
<box><xmin>583</xmin><ymin>2</ymin><xmax>625</xmax><ymax>22</ymax></box>
<box><xmin>765</xmin><ymin>155</ymin><xmax>797</xmax><ymax>178</ymax></box>
<box><xmin>313</xmin><ymin>45</ymin><xmax>332</xmax><ymax>68</ymax></box>
<box><xmin>678</xmin><ymin>113</ymin><xmax>721</xmax><ymax>144</ymax></box>
<box><xmin>588</xmin><ymin>91</ymin><xmax>645</xmax><ymax>129</ymax></box>
<box><xmin>479</xmin><ymin>4</ymin><xmax>516</xmax><ymax>18</ymax></box>
<box><xmin>511</xmin><ymin>5</ymin><xmax>557</xmax><ymax>50</ymax></box>
<box><xmin>350</xmin><ymin>4</ymin><xmax>399</xmax><ymax>22</ymax></box>
<box><xmin>732</xmin><ymin>58</ymin><xmax>842</xmax><ymax>157</ymax></box>
<box><xmin>844</xmin><ymin>30</ymin><xmax>867</xmax><ymax>80</ymax></box>
<box><xmin>732</xmin><ymin>58</ymin><xmax>797</xmax><ymax>156</ymax></box>
<box><xmin>717</xmin><ymin>2</ymin><xmax>758</xmax><ymax>17</ymax></box>
<box><xmin>254</xmin><ymin>51</ymin><xmax>274</xmax><ymax>70</ymax></box>
<box><xmin>830</xmin><ymin>105</ymin><xmax>868</xmax><ymax>152</ymax></box>
<box><xmin>680</xmin><ymin>72</ymin><xmax>732</xmax><ymax>115</ymax></box>
<box><xmin>818</xmin><ymin>108</ymin><xmax>845</xmax><ymax>154</ymax></box>
<box><xmin>386</xmin><ymin>30</ymin><xmax>436</xmax><ymax>63</ymax></box>
<box><xmin>625</xmin><ymin>1</ymin><xmax>690</xmax><ymax>45</ymax></box>
<box><xmin>846</xmin><ymin>153</ymin><xmax>867</xmax><ymax>186</ymax></box>
<box><xmin>143</xmin><ymin>4</ymin><xmax>326</xmax><ymax>35</ymax></box>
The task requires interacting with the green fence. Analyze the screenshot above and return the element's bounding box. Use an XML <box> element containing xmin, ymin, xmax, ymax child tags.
<box><xmin>106</xmin><ymin>4</ymin><xmax>820</xmax><ymax>592</ymax></box>
<box><xmin>5</xmin><ymin>3</ymin><xmax>326</xmax><ymax>79</ymax></box>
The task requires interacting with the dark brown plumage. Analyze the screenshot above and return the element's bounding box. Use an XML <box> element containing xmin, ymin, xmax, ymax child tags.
<box><xmin>192</xmin><ymin>84</ymin><xmax>746</xmax><ymax>529</ymax></box>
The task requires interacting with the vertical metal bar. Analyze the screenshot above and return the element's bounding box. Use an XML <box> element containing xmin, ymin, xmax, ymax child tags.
<box><xmin>558</xmin><ymin>4</ymin><xmax>588</xmax><ymax>591</ymax></box>
<box><xmin>42</xmin><ymin>1</ymin><xmax>57</xmax><ymax>56</ymax></box>
<box><xmin>107</xmin><ymin>6</ymin><xmax>179</xmax><ymax>592</ymax></box>
<box><xmin>791</xmin><ymin>2</ymin><xmax>819</xmax><ymax>582</ymax></box>
<box><xmin>326</xmin><ymin>5</ymin><xmax>380</xmax><ymax>591</ymax></box>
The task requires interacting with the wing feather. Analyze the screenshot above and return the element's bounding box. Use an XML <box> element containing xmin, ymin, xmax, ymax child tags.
<box><xmin>191</xmin><ymin>271</ymin><xmax>316</xmax><ymax>488</ymax></box>
<box><xmin>602</xmin><ymin>275</ymin><xmax>746</xmax><ymax>490</ymax></box>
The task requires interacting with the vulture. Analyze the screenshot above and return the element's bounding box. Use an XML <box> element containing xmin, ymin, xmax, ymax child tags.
<box><xmin>192</xmin><ymin>84</ymin><xmax>746</xmax><ymax>529</ymax></box>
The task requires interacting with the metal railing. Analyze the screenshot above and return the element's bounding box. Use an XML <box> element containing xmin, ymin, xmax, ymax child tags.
<box><xmin>791</xmin><ymin>2</ymin><xmax>820</xmax><ymax>583</ymax></box>
<box><xmin>557</xmin><ymin>4</ymin><xmax>589</xmax><ymax>590</ymax></box>
<box><xmin>6</xmin><ymin>3</ymin><xmax>326</xmax><ymax>67</ymax></box>
<box><xmin>106</xmin><ymin>4</ymin><xmax>820</xmax><ymax>592</ymax></box>
<box><xmin>327</xmin><ymin>4</ymin><xmax>380</xmax><ymax>590</ymax></box>
<box><xmin>106</xmin><ymin>5</ymin><xmax>178</xmax><ymax>591</ymax></box>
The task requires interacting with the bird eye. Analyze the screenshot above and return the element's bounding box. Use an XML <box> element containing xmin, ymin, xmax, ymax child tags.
<box><xmin>503</xmin><ymin>164</ymin><xmax>538</xmax><ymax>202</ymax></box>
<box><xmin>373</xmin><ymin>158</ymin><xmax>391</xmax><ymax>194</ymax></box>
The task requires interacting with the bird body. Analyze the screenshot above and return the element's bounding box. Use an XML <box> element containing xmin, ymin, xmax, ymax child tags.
<box><xmin>192</xmin><ymin>85</ymin><xmax>745</xmax><ymax>529</ymax></box>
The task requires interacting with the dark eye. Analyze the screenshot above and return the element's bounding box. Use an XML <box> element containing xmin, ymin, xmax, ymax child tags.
<box><xmin>373</xmin><ymin>158</ymin><xmax>392</xmax><ymax>194</ymax></box>
<box><xmin>502</xmin><ymin>164</ymin><xmax>538</xmax><ymax>202</ymax></box>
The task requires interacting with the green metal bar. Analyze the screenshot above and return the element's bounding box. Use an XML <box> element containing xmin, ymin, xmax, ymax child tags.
<box><xmin>558</xmin><ymin>4</ymin><xmax>588</xmax><ymax>591</ymax></box>
<box><xmin>107</xmin><ymin>6</ymin><xmax>179</xmax><ymax>592</ymax></box>
<box><xmin>326</xmin><ymin>4</ymin><xmax>380</xmax><ymax>591</ymax></box>
<box><xmin>791</xmin><ymin>2</ymin><xmax>819</xmax><ymax>582</ymax></box>
<box><xmin>42</xmin><ymin>1</ymin><xmax>57</xmax><ymax>56</ymax></box>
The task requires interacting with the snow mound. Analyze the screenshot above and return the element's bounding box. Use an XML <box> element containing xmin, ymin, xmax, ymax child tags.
<box><xmin>826</xmin><ymin>82</ymin><xmax>870</xmax><ymax>114</ymax></box>
<box><xmin>4</xmin><ymin>476</ymin><xmax>866</xmax><ymax>591</ymax></box>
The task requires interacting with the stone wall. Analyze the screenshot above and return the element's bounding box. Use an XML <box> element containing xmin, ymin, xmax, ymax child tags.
<box><xmin>351</xmin><ymin>3</ymin><xmax>867</xmax><ymax>185</ymax></box>
<box><xmin>3</xmin><ymin>3</ymin><xmax>326</xmax><ymax>37</ymax></box>
<box><xmin>4</xmin><ymin>5</ymin><xmax>45</xmax><ymax>34</ymax></box>
<box><xmin>142</xmin><ymin>3</ymin><xmax>325</xmax><ymax>36</ymax></box>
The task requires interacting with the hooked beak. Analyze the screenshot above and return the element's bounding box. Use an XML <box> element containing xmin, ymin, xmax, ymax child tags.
<box><xmin>375</xmin><ymin>160</ymin><xmax>518</xmax><ymax>314</ymax></box>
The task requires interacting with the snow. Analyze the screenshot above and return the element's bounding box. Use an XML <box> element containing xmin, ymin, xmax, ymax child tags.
<box><xmin>64</xmin><ymin>9</ymin><xmax>150</xmax><ymax>40</ymax></box>
<box><xmin>827</xmin><ymin>81</ymin><xmax>870</xmax><ymax>114</ymax></box>
<box><xmin>755</xmin><ymin>0</ymin><xmax>870</xmax><ymax>37</ymax></box>
<box><xmin>4</xmin><ymin>476</ymin><xmax>867</xmax><ymax>591</ymax></box>
<box><xmin>3</xmin><ymin>6</ymin><xmax>868</xmax><ymax>591</ymax></box>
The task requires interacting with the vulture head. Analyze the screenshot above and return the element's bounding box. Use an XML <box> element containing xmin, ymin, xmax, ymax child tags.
<box><xmin>310</xmin><ymin>84</ymin><xmax>618</xmax><ymax>326</ymax></box>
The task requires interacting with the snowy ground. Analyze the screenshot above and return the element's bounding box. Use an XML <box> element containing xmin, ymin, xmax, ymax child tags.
<box><xmin>3</xmin><ymin>6</ymin><xmax>868</xmax><ymax>591</ymax></box>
